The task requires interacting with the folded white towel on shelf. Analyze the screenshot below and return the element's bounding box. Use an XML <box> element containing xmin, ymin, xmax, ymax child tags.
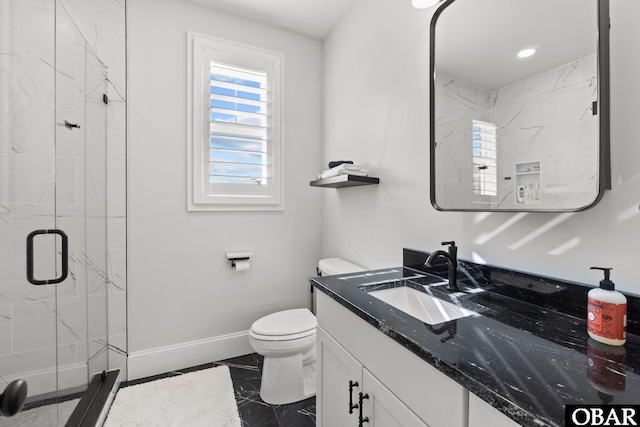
<box><xmin>341</xmin><ymin>169</ymin><xmax>368</xmax><ymax>176</ymax></box>
<box><xmin>341</xmin><ymin>163</ymin><xmax>364</xmax><ymax>171</ymax></box>
<box><xmin>317</xmin><ymin>163</ymin><xmax>368</xmax><ymax>180</ymax></box>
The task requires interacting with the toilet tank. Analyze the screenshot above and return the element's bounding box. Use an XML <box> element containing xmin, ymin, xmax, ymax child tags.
<box><xmin>318</xmin><ymin>258</ymin><xmax>364</xmax><ymax>276</ymax></box>
<box><xmin>312</xmin><ymin>258</ymin><xmax>365</xmax><ymax>315</ymax></box>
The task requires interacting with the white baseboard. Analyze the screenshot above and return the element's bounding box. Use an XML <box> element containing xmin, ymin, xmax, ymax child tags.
<box><xmin>127</xmin><ymin>331</ymin><xmax>253</xmax><ymax>381</ymax></box>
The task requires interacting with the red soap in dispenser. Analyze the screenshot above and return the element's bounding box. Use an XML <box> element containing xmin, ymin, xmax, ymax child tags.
<box><xmin>587</xmin><ymin>267</ymin><xmax>627</xmax><ymax>346</ymax></box>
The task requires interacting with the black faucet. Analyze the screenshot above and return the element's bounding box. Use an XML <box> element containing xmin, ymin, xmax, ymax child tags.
<box><xmin>424</xmin><ymin>241</ymin><xmax>458</xmax><ymax>291</ymax></box>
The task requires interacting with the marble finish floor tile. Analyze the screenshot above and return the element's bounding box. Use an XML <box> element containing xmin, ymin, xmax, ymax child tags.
<box><xmin>216</xmin><ymin>354</ymin><xmax>316</xmax><ymax>427</ymax></box>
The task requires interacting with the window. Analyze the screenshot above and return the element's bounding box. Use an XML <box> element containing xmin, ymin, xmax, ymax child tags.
<box><xmin>188</xmin><ymin>33</ymin><xmax>283</xmax><ymax>210</ymax></box>
<box><xmin>472</xmin><ymin>120</ymin><xmax>497</xmax><ymax>197</ymax></box>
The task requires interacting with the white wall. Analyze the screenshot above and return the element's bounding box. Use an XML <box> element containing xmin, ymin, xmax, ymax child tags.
<box><xmin>127</xmin><ymin>0</ymin><xmax>324</xmax><ymax>375</ymax></box>
<box><xmin>322</xmin><ymin>0</ymin><xmax>640</xmax><ymax>294</ymax></box>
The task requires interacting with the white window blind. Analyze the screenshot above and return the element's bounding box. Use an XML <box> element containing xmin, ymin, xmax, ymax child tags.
<box><xmin>209</xmin><ymin>63</ymin><xmax>269</xmax><ymax>185</ymax></box>
<box><xmin>188</xmin><ymin>32</ymin><xmax>283</xmax><ymax>211</ymax></box>
<box><xmin>472</xmin><ymin>120</ymin><xmax>497</xmax><ymax>197</ymax></box>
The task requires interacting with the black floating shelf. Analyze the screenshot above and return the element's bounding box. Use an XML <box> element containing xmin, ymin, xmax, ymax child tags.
<box><xmin>310</xmin><ymin>175</ymin><xmax>380</xmax><ymax>188</ymax></box>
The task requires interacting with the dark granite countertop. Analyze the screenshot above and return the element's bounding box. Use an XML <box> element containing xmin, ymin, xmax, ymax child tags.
<box><xmin>310</xmin><ymin>249</ymin><xmax>640</xmax><ymax>427</ymax></box>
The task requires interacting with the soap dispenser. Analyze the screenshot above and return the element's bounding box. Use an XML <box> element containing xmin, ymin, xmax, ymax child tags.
<box><xmin>587</xmin><ymin>267</ymin><xmax>627</xmax><ymax>346</ymax></box>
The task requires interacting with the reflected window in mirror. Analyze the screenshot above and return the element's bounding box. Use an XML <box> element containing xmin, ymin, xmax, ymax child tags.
<box><xmin>472</xmin><ymin>120</ymin><xmax>498</xmax><ymax>201</ymax></box>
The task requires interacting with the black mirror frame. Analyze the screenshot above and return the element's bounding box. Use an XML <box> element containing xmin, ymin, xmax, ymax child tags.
<box><xmin>429</xmin><ymin>0</ymin><xmax>611</xmax><ymax>212</ymax></box>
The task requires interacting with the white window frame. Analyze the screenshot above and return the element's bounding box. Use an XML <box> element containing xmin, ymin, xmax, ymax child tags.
<box><xmin>187</xmin><ymin>32</ymin><xmax>284</xmax><ymax>211</ymax></box>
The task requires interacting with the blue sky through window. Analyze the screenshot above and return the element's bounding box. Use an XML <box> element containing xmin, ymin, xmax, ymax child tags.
<box><xmin>211</xmin><ymin>137</ymin><xmax>263</xmax><ymax>152</ymax></box>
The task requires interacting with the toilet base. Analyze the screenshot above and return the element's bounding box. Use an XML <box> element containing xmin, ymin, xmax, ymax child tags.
<box><xmin>259</xmin><ymin>353</ymin><xmax>316</xmax><ymax>405</ymax></box>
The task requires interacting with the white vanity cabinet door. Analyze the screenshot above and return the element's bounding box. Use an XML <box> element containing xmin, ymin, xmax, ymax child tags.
<box><xmin>317</xmin><ymin>325</ymin><xmax>429</xmax><ymax>427</ymax></box>
<box><xmin>317</xmin><ymin>326</ymin><xmax>362</xmax><ymax>427</ymax></box>
<box><xmin>362</xmin><ymin>368</ymin><xmax>430</xmax><ymax>427</ymax></box>
<box><xmin>468</xmin><ymin>392</ymin><xmax>521</xmax><ymax>427</ymax></box>
<box><xmin>316</xmin><ymin>291</ymin><xmax>467</xmax><ymax>427</ymax></box>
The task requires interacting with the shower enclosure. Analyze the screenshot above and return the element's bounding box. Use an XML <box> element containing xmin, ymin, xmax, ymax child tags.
<box><xmin>0</xmin><ymin>0</ymin><xmax>126</xmax><ymax>425</ymax></box>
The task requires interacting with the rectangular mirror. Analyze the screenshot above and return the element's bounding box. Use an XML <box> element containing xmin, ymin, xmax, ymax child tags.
<box><xmin>430</xmin><ymin>0</ymin><xmax>610</xmax><ymax>212</ymax></box>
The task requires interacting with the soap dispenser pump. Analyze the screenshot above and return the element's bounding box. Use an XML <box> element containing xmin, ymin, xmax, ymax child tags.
<box><xmin>587</xmin><ymin>267</ymin><xmax>627</xmax><ymax>346</ymax></box>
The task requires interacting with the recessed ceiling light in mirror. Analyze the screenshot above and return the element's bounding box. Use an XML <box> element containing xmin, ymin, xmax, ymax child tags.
<box><xmin>412</xmin><ymin>0</ymin><xmax>441</xmax><ymax>9</ymax></box>
<box><xmin>517</xmin><ymin>48</ymin><xmax>538</xmax><ymax>58</ymax></box>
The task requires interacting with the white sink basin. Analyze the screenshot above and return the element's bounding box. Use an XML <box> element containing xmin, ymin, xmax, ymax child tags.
<box><xmin>368</xmin><ymin>286</ymin><xmax>474</xmax><ymax>325</ymax></box>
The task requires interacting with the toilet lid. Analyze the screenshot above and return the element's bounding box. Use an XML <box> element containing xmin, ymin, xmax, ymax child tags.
<box><xmin>251</xmin><ymin>308</ymin><xmax>316</xmax><ymax>337</ymax></box>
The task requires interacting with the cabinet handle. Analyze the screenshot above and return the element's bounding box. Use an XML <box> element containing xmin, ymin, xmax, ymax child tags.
<box><xmin>358</xmin><ymin>392</ymin><xmax>369</xmax><ymax>426</ymax></box>
<box><xmin>348</xmin><ymin>380</ymin><xmax>359</xmax><ymax>414</ymax></box>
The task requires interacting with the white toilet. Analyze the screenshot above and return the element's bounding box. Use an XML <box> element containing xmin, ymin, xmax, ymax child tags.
<box><xmin>249</xmin><ymin>258</ymin><xmax>364</xmax><ymax>405</ymax></box>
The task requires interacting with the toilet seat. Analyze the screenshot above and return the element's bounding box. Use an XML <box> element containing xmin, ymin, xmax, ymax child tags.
<box><xmin>250</xmin><ymin>328</ymin><xmax>315</xmax><ymax>342</ymax></box>
<box><xmin>250</xmin><ymin>308</ymin><xmax>316</xmax><ymax>341</ymax></box>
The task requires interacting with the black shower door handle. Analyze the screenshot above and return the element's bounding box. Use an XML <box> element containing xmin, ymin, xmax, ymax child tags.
<box><xmin>26</xmin><ymin>229</ymin><xmax>69</xmax><ymax>285</ymax></box>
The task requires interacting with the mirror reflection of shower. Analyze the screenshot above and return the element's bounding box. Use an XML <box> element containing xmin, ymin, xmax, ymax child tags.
<box><xmin>431</xmin><ymin>0</ymin><xmax>609</xmax><ymax>212</ymax></box>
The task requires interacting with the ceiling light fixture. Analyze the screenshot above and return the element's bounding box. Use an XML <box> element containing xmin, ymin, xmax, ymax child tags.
<box><xmin>412</xmin><ymin>0</ymin><xmax>441</xmax><ymax>9</ymax></box>
<box><xmin>517</xmin><ymin>48</ymin><xmax>538</xmax><ymax>58</ymax></box>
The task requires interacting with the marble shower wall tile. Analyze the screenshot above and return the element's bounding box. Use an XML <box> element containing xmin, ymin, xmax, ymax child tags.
<box><xmin>0</xmin><ymin>304</ymin><xmax>11</xmax><ymax>355</ymax></box>
<box><xmin>84</xmin><ymin>249</ymin><xmax>108</xmax><ymax>295</ymax></box>
<box><xmin>12</xmin><ymin>299</ymin><xmax>57</xmax><ymax>353</ymax></box>
<box><xmin>434</xmin><ymin>76</ymin><xmax>491</xmax><ymax>126</ymax></box>
<box><xmin>434</xmin><ymin>75</ymin><xmax>491</xmax><ymax>209</ymax></box>
<box><xmin>0</xmin><ymin>253</ymin><xmax>70</xmax><ymax>305</ymax></box>
<box><xmin>108</xmin><ymin>291</ymin><xmax>126</xmax><ymax>338</ymax></box>
<box><xmin>0</xmin><ymin>55</ymin><xmax>55</xmax><ymax>109</ymax></box>
<box><xmin>56</xmin><ymin>204</ymin><xmax>88</xmax><ymax>252</ymax></box>
<box><xmin>107</xmin><ymin>247</ymin><xmax>126</xmax><ymax>292</ymax></box>
<box><xmin>3</xmin><ymin>105</ymin><xmax>55</xmax><ymax>156</ymax></box>
<box><xmin>57</xmin><ymin>296</ymin><xmax>90</xmax><ymax>346</ymax></box>
<box><xmin>0</xmin><ymin>208</ymin><xmax>11</xmax><ymax>254</ymax></box>
<box><xmin>87</xmin><ymin>293</ymin><xmax>107</xmax><ymax>343</ymax></box>
<box><xmin>0</xmin><ymin>154</ymin><xmax>55</xmax><ymax>205</ymax></box>
<box><xmin>495</xmin><ymin>55</ymin><xmax>597</xmax><ymax>105</ymax></box>
<box><xmin>0</xmin><ymin>106</ymin><xmax>9</xmax><ymax>154</ymax></box>
<box><xmin>492</xmin><ymin>54</ymin><xmax>598</xmax><ymax>209</ymax></box>
<box><xmin>58</xmin><ymin>0</ymin><xmax>127</xmax><ymax>95</ymax></box>
<box><xmin>435</xmin><ymin>120</ymin><xmax>476</xmax><ymax>207</ymax></box>
<box><xmin>0</xmin><ymin>0</ymin><xmax>55</xmax><ymax>59</ymax></box>
<box><xmin>85</xmin><ymin>107</ymin><xmax>109</xmax><ymax>160</ymax></box>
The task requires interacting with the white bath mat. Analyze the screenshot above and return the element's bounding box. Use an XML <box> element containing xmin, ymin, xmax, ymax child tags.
<box><xmin>104</xmin><ymin>366</ymin><xmax>241</xmax><ymax>427</ymax></box>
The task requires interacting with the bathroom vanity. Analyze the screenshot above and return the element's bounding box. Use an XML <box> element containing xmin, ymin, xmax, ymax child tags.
<box><xmin>311</xmin><ymin>249</ymin><xmax>640</xmax><ymax>427</ymax></box>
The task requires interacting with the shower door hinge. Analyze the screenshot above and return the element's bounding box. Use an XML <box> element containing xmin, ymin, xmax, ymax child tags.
<box><xmin>592</xmin><ymin>100</ymin><xmax>598</xmax><ymax>115</ymax></box>
<box><xmin>103</xmin><ymin>94</ymin><xmax>108</xmax><ymax>105</ymax></box>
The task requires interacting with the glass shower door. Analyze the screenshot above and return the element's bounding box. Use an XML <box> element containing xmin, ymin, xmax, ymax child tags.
<box><xmin>54</xmin><ymin>0</ymin><xmax>110</xmax><ymax>399</ymax></box>
<box><xmin>0</xmin><ymin>0</ymin><xmax>65</xmax><ymax>424</ymax></box>
<box><xmin>0</xmin><ymin>0</ymin><xmax>111</xmax><ymax>425</ymax></box>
